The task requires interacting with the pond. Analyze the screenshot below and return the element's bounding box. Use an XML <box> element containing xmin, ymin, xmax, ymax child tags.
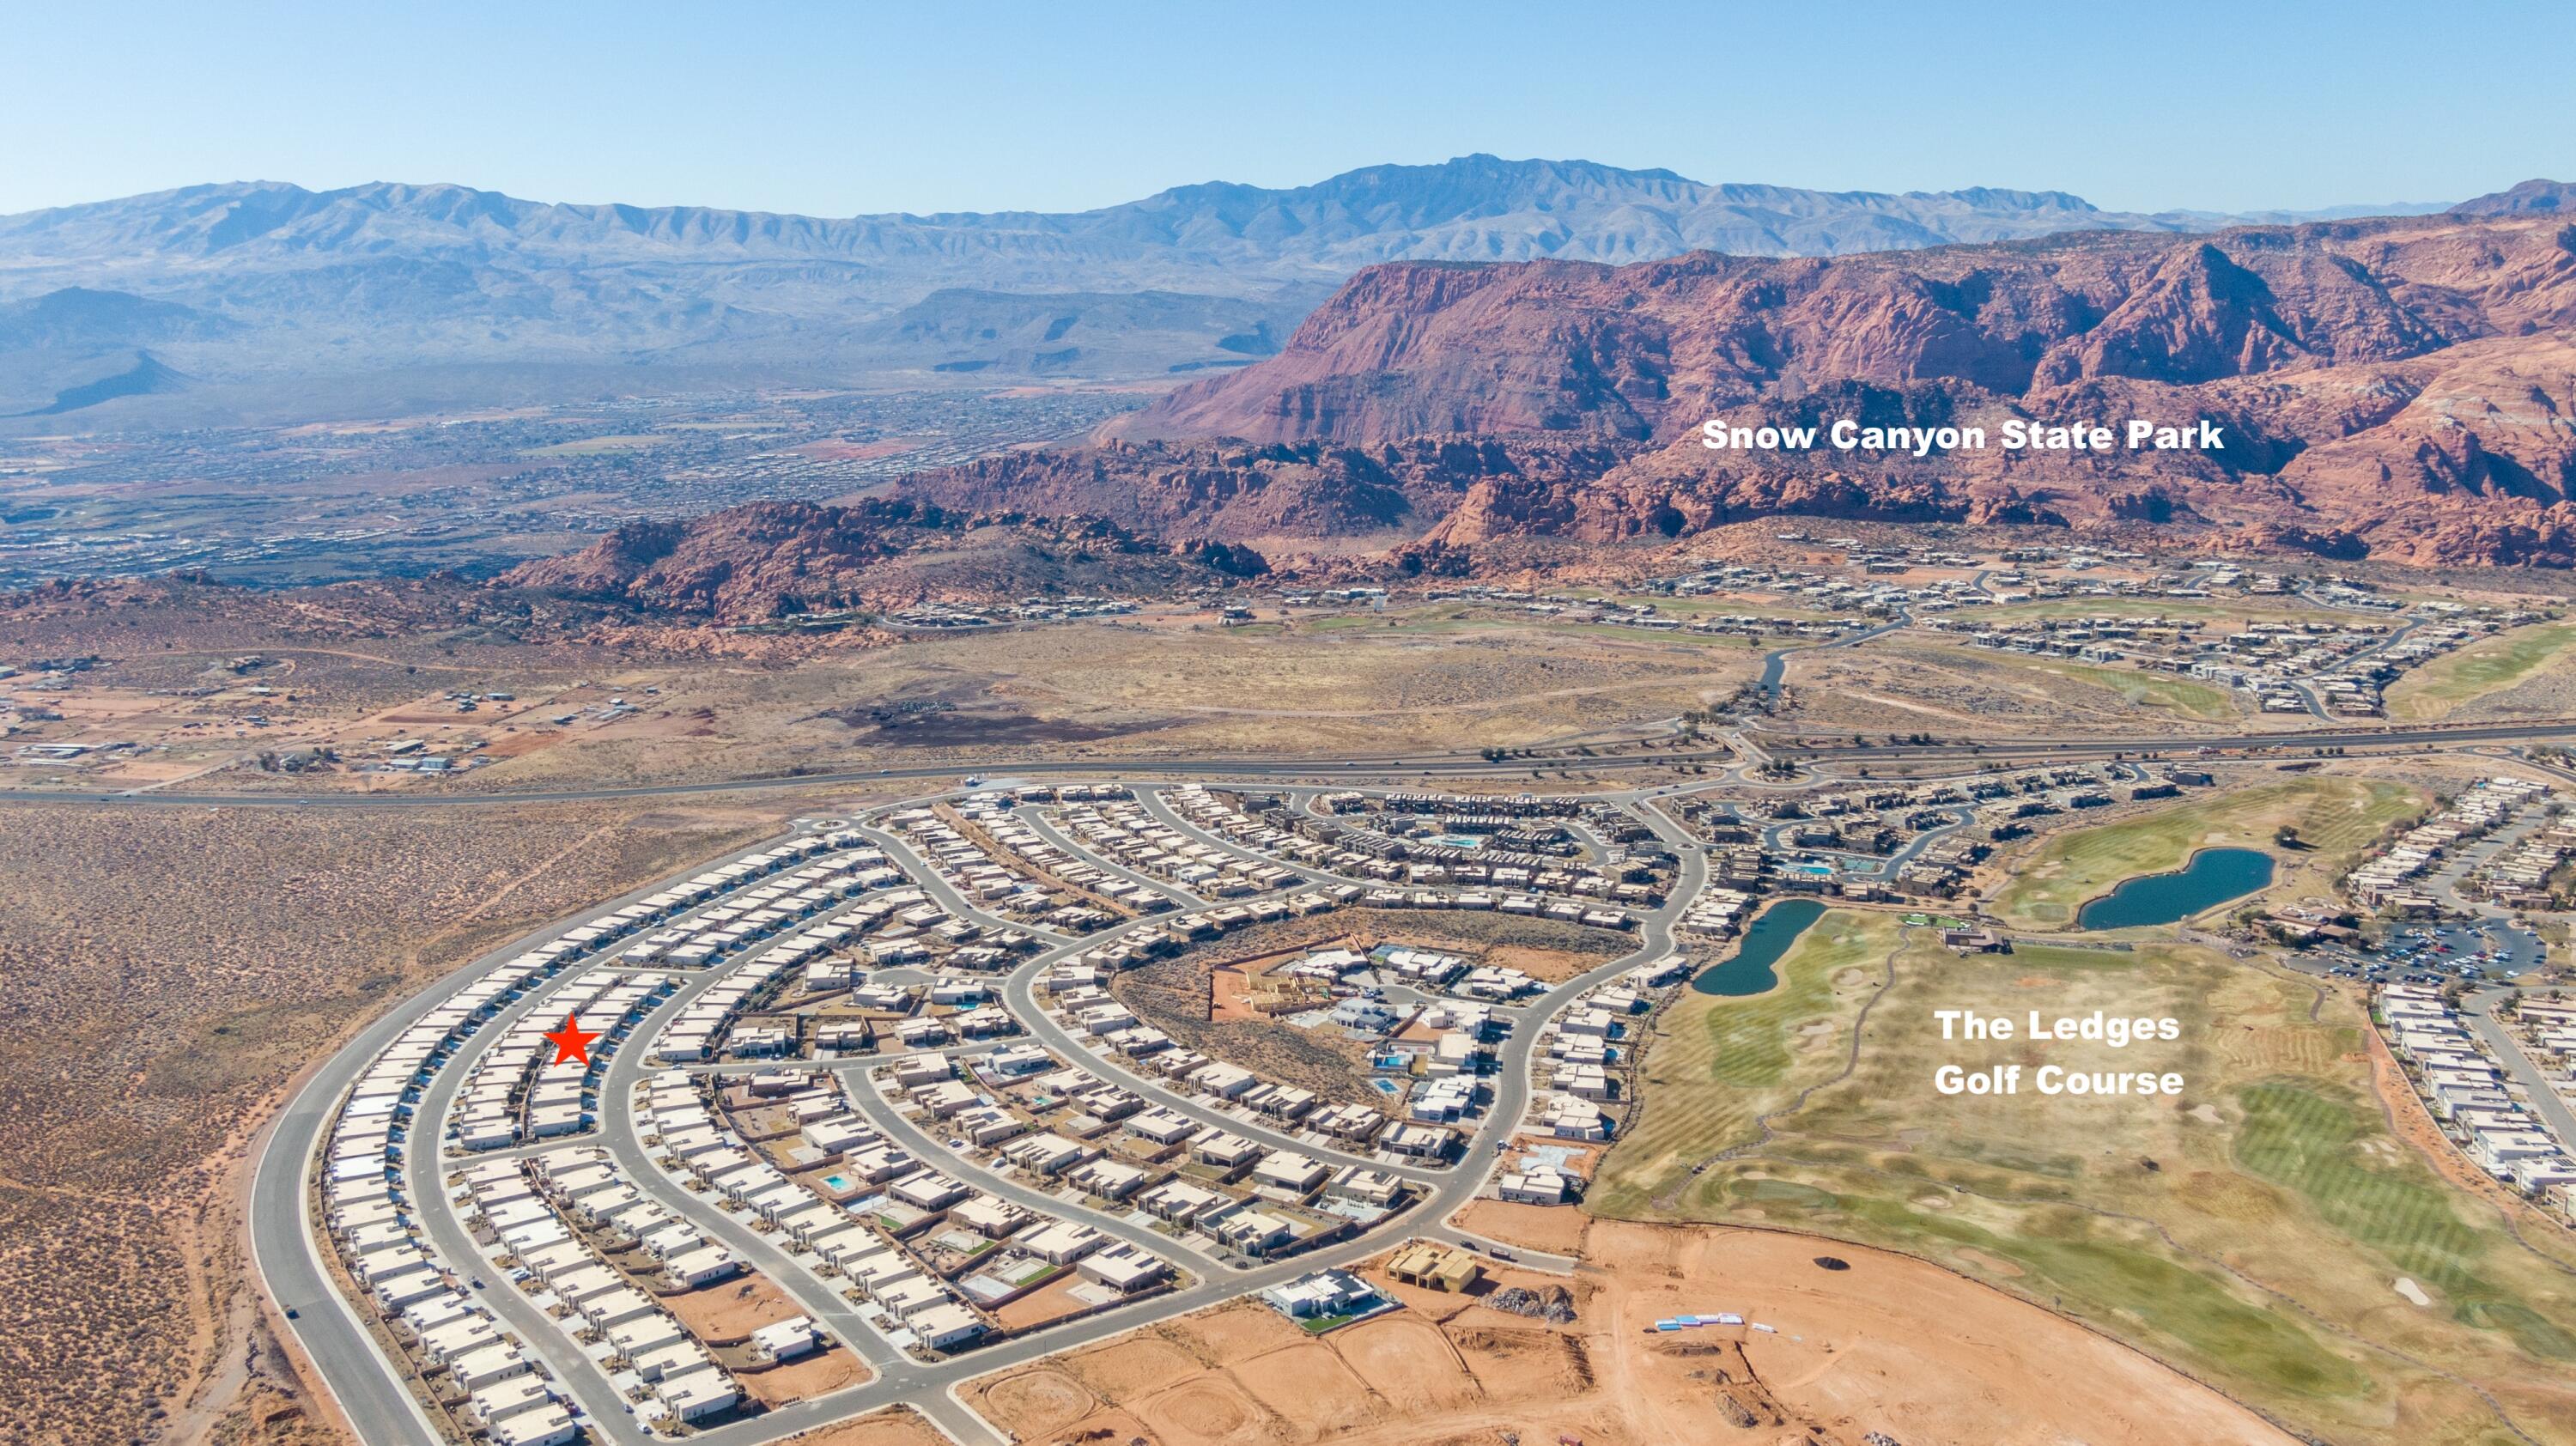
<box><xmin>2076</xmin><ymin>847</ymin><xmax>2275</xmax><ymax>930</ymax></box>
<box><xmin>1692</xmin><ymin>897</ymin><xmax>1829</xmax><ymax>996</ymax></box>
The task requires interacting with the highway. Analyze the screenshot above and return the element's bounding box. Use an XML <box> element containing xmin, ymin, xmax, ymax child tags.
<box><xmin>0</xmin><ymin>746</ymin><xmax>1739</xmax><ymax>808</ymax></box>
<box><xmin>13</xmin><ymin>719</ymin><xmax>2576</xmax><ymax>819</ymax></box>
<box><xmin>1753</xmin><ymin>719</ymin><xmax>2576</xmax><ymax>760</ymax></box>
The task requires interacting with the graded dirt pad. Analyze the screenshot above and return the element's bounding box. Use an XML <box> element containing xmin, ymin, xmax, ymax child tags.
<box><xmin>738</xmin><ymin>1342</ymin><xmax>872</xmax><ymax>1406</ymax></box>
<box><xmin>990</xmin><ymin>1272</ymin><xmax>1098</xmax><ymax>1332</ymax></box>
<box><xmin>1327</xmin><ymin>1313</ymin><xmax>1480</xmax><ymax>1408</ymax></box>
<box><xmin>772</xmin><ymin>1406</ymin><xmax>953</xmax><ymax>1446</ymax></box>
<box><xmin>1480</xmin><ymin>940</ymin><xmax>1604</xmax><ymax>983</ymax></box>
<box><xmin>1167</xmin><ymin>1298</ymin><xmax>1306</xmax><ymax>1362</ymax></box>
<box><xmin>1445</xmin><ymin>1323</ymin><xmax>1591</xmax><ymax>1403</ymax></box>
<box><xmin>1578</xmin><ymin>1219</ymin><xmax>2296</xmax><ymax>1446</ymax></box>
<box><xmin>1066</xmin><ymin>1331</ymin><xmax>1212</xmax><ymax>1400</ymax></box>
<box><xmin>1455</xmin><ymin>1198</ymin><xmax>1593</xmax><ymax>1257</ymax></box>
<box><xmin>664</xmin><ymin>1270</ymin><xmax>808</xmax><ymax>1341</ymax></box>
<box><xmin>1230</xmin><ymin>1340</ymin><xmax>1382</xmax><ymax>1433</ymax></box>
<box><xmin>970</xmin><ymin>1366</ymin><xmax>1097</xmax><ymax>1437</ymax></box>
<box><xmin>1025</xmin><ymin>1409</ymin><xmax>1158</xmax><ymax>1446</ymax></box>
<box><xmin>1133</xmin><ymin>1372</ymin><xmax>1278</xmax><ymax>1446</ymax></box>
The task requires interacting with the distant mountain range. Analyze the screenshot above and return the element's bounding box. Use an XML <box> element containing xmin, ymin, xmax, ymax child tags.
<box><xmin>0</xmin><ymin>157</ymin><xmax>2461</xmax><ymax>420</ymax></box>
<box><xmin>905</xmin><ymin>187</ymin><xmax>2575</xmax><ymax>568</ymax></box>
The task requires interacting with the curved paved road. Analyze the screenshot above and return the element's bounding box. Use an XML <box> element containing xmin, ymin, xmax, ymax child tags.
<box><xmin>247</xmin><ymin>828</ymin><xmax>815</xmax><ymax>1446</ymax></box>
<box><xmin>254</xmin><ymin>781</ymin><xmax>1704</xmax><ymax>1444</ymax></box>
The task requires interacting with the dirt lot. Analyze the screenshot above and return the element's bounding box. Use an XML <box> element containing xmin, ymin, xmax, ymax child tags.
<box><xmin>1481</xmin><ymin>940</ymin><xmax>1610</xmax><ymax>983</ymax></box>
<box><xmin>1115</xmin><ymin>911</ymin><xmax>1633</xmax><ymax>1104</ymax></box>
<box><xmin>737</xmin><ymin>1341</ymin><xmax>872</xmax><ymax>1407</ymax></box>
<box><xmin>665</xmin><ymin>1271</ymin><xmax>811</xmax><ymax>1343</ymax></box>
<box><xmin>769</xmin><ymin>1407</ymin><xmax>951</xmax><ymax>1446</ymax></box>
<box><xmin>963</xmin><ymin>1230</ymin><xmax>2292</xmax><ymax>1446</ymax></box>
<box><xmin>0</xmin><ymin>788</ymin><xmax>850</xmax><ymax>1445</ymax></box>
<box><xmin>990</xmin><ymin>1272</ymin><xmax>1101</xmax><ymax>1334</ymax></box>
<box><xmin>1580</xmin><ymin>1218</ymin><xmax>2293</xmax><ymax>1446</ymax></box>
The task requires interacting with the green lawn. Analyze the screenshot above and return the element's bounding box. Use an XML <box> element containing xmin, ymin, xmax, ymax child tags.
<box><xmin>1990</xmin><ymin>776</ymin><xmax>2421</xmax><ymax>930</ymax></box>
<box><xmin>2014</xmin><ymin>656</ymin><xmax>2242</xmax><ymax>721</ymax></box>
<box><xmin>1591</xmin><ymin>927</ymin><xmax>2576</xmax><ymax>1444</ymax></box>
<box><xmin>2387</xmin><ymin>621</ymin><xmax>2576</xmax><ymax>720</ymax></box>
<box><xmin>1590</xmin><ymin>911</ymin><xmax>1895</xmax><ymax>1218</ymax></box>
<box><xmin>2235</xmin><ymin>1080</ymin><xmax>2576</xmax><ymax>1361</ymax></box>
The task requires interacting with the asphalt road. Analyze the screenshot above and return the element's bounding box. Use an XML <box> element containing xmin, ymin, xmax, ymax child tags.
<box><xmin>1754</xmin><ymin>719</ymin><xmax>2576</xmax><ymax>759</ymax></box>
<box><xmin>258</xmin><ymin>781</ymin><xmax>1697</xmax><ymax>1444</ymax></box>
<box><xmin>1758</xmin><ymin>617</ymin><xmax>1909</xmax><ymax>702</ymax></box>
<box><xmin>15</xmin><ymin>720</ymin><xmax>2575</xmax><ymax>820</ymax></box>
<box><xmin>247</xmin><ymin>826</ymin><xmax>817</xmax><ymax>1446</ymax></box>
<box><xmin>2463</xmin><ymin>991</ymin><xmax>2576</xmax><ymax>1158</ymax></box>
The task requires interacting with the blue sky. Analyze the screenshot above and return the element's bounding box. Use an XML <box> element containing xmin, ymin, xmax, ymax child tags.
<box><xmin>7</xmin><ymin>0</ymin><xmax>2567</xmax><ymax>216</ymax></box>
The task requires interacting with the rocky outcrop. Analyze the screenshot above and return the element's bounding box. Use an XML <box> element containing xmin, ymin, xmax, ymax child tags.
<box><xmin>1086</xmin><ymin>209</ymin><xmax>2576</xmax><ymax>564</ymax></box>
<box><xmin>498</xmin><ymin>498</ymin><xmax>1274</xmax><ymax>622</ymax></box>
<box><xmin>502</xmin><ymin>501</ymin><xmax>913</xmax><ymax>617</ymax></box>
<box><xmin>901</xmin><ymin>435</ymin><xmax>1627</xmax><ymax>544</ymax></box>
<box><xmin>2450</xmin><ymin>180</ymin><xmax>2576</xmax><ymax>217</ymax></box>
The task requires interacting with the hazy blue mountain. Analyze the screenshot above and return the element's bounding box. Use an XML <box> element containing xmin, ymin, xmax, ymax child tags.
<box><xmin>0</xmin><ymin>156</ymin><xmax>2469</xmax><ymax>416</ymax></box>
<box><xmin>0</xmin><ymin>288</ymin><xmax>226</xmax><ymax>414</ymax></box>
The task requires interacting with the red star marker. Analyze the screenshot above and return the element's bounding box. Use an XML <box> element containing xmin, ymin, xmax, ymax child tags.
<box><xmin>543</xmin><ymin>1012</ymin><xmax>601</xmax><ymax>1066</ymax></box>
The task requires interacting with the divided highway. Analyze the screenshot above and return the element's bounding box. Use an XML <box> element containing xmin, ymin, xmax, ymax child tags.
<box><xmin>9</xmin><ymin>721</ymin><xmax>2576</xmax><ymax>815</ymax></box>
